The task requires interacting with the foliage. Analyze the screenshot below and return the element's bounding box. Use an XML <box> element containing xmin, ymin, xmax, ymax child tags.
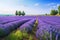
<box><xmin>32</xmin><ymin>19</ymin><xmax>38</xmax><ymax>34</ymax></box>
<box><xmin>15</xmin><ymin>30</ymin><xmax>23</xmax><ymax>40</ymax></box>
<box><xmin>23</xmin><ymin>32</ymin><xmax>28</xmax><ymax>39</ymax></box>
<box><xmin>21</xmin><ymin>28</ymin><xmax>29</xmax><ymax>39</ymax></box>
<box><xmin>5</xmin><ymin>30</ymin><xmax>23</xmax><ymax>40</ymax></box>
<box><xmin>21</xmin><ymin>11</ymin><xmax>25</xmax><ymax>16</ymax></box>
<box><xmin>29</xmin><ymin>35</ymin><xmax>33</xmax><ymax>40</ymax></box>
<box><xmin>50</xmin><ymin>10</ymin><xmax>58</xmax><ymax>15</ymax></box>
<box><xmin>45</xmin><ymin>13</ymin><xmax>48</xmax><ymax>15</ymax></box>
<box><xmin>15</xmin><ymin>11</ymin><xmax>25</xmax><ymax>16</ymax></box>
<box><xmin>18</xmin><ymin>11</ymin><xmax>21</xmax><ymax>16</ymax></box>
<box><xmin>15</xmin><ymin>11</ymin><xmax>18</xmax><ymax>16</ymax></box>
<box><xmin>5</xmin><ymin>30</ymin><xmax>29</xmax><ymax>40</ymax></box>
<box><xmin>5</xmin><ymin>33</ymin><xmax>17</xmax><ymax>40</ymax></box>
<box><xmin>58</xmin><ymin>5</ymin><xmax>60</xmax><ymax>15</ymax></box>
<box><xmin>0</xmin><ymin>28</ymin><xmax>5</xmax><ymax>38</ymax></box>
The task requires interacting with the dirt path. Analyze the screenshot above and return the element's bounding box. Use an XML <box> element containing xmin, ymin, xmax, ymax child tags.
<box><xmin>33</xmin><ymin>35</ymin><xmax>38</xmax><ymax>40</ymax></box>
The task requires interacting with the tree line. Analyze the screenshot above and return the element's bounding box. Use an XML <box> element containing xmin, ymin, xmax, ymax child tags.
<box><xmin>15</xmin><ymin>11</ymin><xmax>25</xmax><ymax>16</ymax></box>
<box><xmin>15</xmin><ymin>6</ymin><xmax>60</xmax><ymax>16</ymax></box>
<box><xmin>50</xmin><ymin>6</ymin><xmax>60</xmax><ymax>15</ymax></box>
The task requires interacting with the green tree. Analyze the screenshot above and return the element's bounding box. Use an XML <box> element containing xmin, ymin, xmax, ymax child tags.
<box><xmin>50</xmin><ymin>10</ymin><xmax>58</xmax><ymax>15</ymax></box>
<box><xmin>45</xmin><ymin>13</ymin><xmax>48</xmax><ymax>16</ymax></box>
<box><xmin>58</xmin><ymin>5</ymin><xmax>60</xmax><ymax>15</ymax></box>
<box><xmin>19</xmin><ymin>11</ymin><xmax>21</xmax><ymax>16</ymax></box>
<box><xmin>15</xmin><ymin>11</ymin><xmax>18</xmax><ymax>16</ymax></box>
<box><xmin>21</xmin><ymin>11</ymin><xmax>25</xmax><ymax>16</ymax></box>
<box><xmin>15</xmin><ymin>11</ymin><xmax>25</xmax><ymax>16</ymax></box>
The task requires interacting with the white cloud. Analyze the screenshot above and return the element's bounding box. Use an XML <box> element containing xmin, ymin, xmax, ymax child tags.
<box><xmin>47</xmin><ymin>3</ymin><xmax>55</xmax><ymax>6</ymax></box>
<box><xmin>46</xmin><ymin>3</ymin><xmax>59</xmax><ymax>10</ymax></box>
<box><xmin>34</xmin><ymin>3</ymin><xmax>39</xmax><ymax>7</ymax></box>
<box><xmin>0</xmin><ymin>4</ymin><xmax>42</xmax><ymax>15</ymax></box>
<box><xmin>0</xmin><ymin>0</ymin><xmax>50</xmax><ymax>15</ymax></box>
<box><xmin>57</xmin><ymin>4</ymin><xmax>60</xmax><ymax>7</ymax></box>
<box><xmin>0</xmin><ymin>1</ymin><xmax>43</xmax><ymax>15</ymax></box>
<box><xmin>0</xmin><ymin>4</ymin><xmax>50</xmax><ymax>15</ymax></box>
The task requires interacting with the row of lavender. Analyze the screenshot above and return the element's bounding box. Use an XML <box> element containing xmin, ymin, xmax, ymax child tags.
<box><xmin>0</xmin><ymin>16</ymin><xmax>36</xmax><ymax>38</ymax></box>
<box><xmin>36</xmin><ymin>16</ymin><xmax>60</xmax><ymax>40</ymax></box>
<box><xmin>0</xmin><ymin>16</ymin><xmax>60</xmax><ymax>40</ymax></box>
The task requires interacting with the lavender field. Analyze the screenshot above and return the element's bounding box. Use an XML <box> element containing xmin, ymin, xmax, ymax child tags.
<box><xmin>0</xmin><ymin>16</ymin><xmax>60</xmax><ymax>40</ymax></box>
<box><xmin>0</xmin><ymin>0</ymin><xmax>60</xmax><ymax>40</ymax></box>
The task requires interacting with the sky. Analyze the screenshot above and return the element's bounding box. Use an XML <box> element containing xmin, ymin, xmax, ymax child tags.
<box><xmin>0</xmin><ymin>0</ymin><xmax>60</xmax><ymax>15</ymax></box>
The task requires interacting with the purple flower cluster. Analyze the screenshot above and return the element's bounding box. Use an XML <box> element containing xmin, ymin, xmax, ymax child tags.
<box><xmin>36</xmin><ymin>16</ymin><xmax>60</xmax><ymax>40</ymax></box>
<box><xmin>0</xmin><ymin>16</ymin><xmax>35</xmax><ymax>24</ymax></box>
<box><xmin>0</xmin><ymin>16</ymin><xmax>60</xmax><ymax>40</ymax></box>
<box><xmin>20</xmin><ymin>19</ymin><xmax>36</xmax><ymax>33</ymax></box>
<box><xmin>0</xmin><ymin>16</ymin><xmax>36</xmax><ymax>38</ymax></box>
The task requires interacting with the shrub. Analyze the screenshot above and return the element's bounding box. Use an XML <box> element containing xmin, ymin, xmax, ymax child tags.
<box><xmin>50</xmin><ymin>10</ymin><xmax>58</xmax><ymax>15</ymax></box>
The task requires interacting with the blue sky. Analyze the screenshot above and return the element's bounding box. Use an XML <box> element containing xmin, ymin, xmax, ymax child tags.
<box><xmin>0</xmin><ymin>0</ymin><xmax>60</xmax><ymax>15</ymax></box>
